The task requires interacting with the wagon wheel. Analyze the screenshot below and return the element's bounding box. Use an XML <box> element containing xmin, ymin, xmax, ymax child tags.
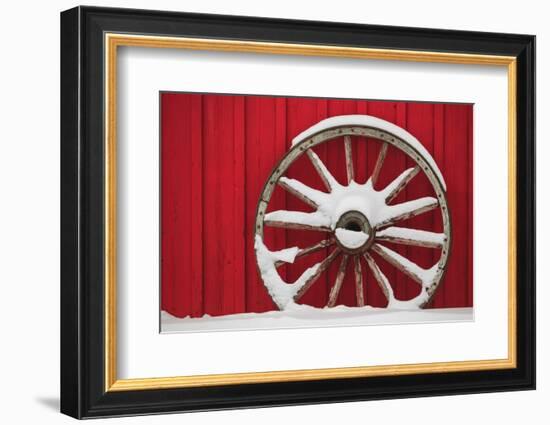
<box><xmin>254</xmin><ymin>115</ymin><xmax>451</xmax><ymax>311</ymax></box>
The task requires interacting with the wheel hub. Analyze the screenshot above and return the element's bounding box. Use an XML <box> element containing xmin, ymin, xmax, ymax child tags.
<box><xmin>334</xmin><ymin>210</ymin><xmax>373</xmax><ymax>254</ymax></box>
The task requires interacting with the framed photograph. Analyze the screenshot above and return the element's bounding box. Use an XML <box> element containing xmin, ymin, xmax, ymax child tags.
<box><xmin>60</xmin><ymin>6</ymin><xmax>535</xmax><ymax>419</ymax></box>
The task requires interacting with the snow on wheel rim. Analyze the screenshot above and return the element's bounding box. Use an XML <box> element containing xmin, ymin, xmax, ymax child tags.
<box><xmin>254</xmin><ymin>114</ymin><xmax>451</xmax><ymax>311</ymax></box>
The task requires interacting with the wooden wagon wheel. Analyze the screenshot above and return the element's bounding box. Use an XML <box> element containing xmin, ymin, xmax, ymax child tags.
<box><xmin>254</xmin><ymin>115</ymin><xmax>451</xmax><ymax>311</ymax></box>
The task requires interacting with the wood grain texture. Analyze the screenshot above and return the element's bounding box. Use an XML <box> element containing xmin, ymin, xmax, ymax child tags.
<box><xmin>161</xmin><ymin>93</ymin><xmax>473</xmax><ymax>317</ymax></box>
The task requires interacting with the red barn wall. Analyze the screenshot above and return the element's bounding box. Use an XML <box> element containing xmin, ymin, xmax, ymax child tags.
<box><xmin>161</xmin><ymin>93</ymin><xmax>473</xmax><ymax>318</ymax></box>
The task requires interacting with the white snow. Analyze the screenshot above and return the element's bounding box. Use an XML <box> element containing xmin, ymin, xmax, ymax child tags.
<box><xmin>269</xmin><ymin>246</ymin><xmax>300</xmax><ymax>264</ymax></box>
<box><xmin>160</xmin><ymin>306</ymin><xmax>473</xmax><ymax>333</ymax></box>
<box><xmin>291</xmin><ymin>114</ymin><xmax>446</xmax><ymax>190</ymax></box>
<box><xmin>254</xmin><ymin>235</ymin><xmax>322</xmax><ymax>309</ymax></box>
<box><xmin>376</xmin><ymin>226</ymin><xmax>445</xmax><ymax>246</ymax></box>
<box><xmin>264</xmin><ymin>209</ymin><xmax>331</xmax><ymax>229</ymax></box>
<box><xmin>279</xmin><ymin>176</ymin><xmax>328</xmax><ymax>205</ymax></box>
<box><xmin>335</xmin><ymin>228</ymin><xmax>370</xmax><ymax>249</ymax></box>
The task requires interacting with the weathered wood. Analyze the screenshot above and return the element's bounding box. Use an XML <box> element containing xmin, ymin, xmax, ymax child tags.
<box><xmin>371</xmin><ymin>142</ymin><xmax>388</xmax><ymax>187</ymax></box>
<box><xmin>354</xmin><ymin>256</ymin><xmax>365</xmax><ymax>307</ymax></box>
<box><xmin>375</xmin><ymin>226</ymin><xmax>445</xmax><ymax>248</ymax></box>
<box><xmin>264</xmin><ymin>219</ymin><xmax>331</xmax><ymax>232</ymax></box>
<box><xmin>377</xmin><ymin>198</ymin><xmax>438</xmax><ymax>229</ymax></box>
<box><xmin>306</xmin><ymin>149</ymin><xmax>337</xmax><ymax>191</ymax></box>
<box><xmin>275</xmin><ymin>238</ymin><xmax>335</xmax><ymax>268</ymax></box>
<box><xmin>385</xmin><ymin>166</ymin><xmax>420</xmax><ymax>203</ymax></box>
<box><xmin>278</xmin><ymin>179</ymin><xmax>318</xmax><ymax>208</ymax></box>
<box><xmin>364</xmin><ymin>253</ymin><xmax>392</xmax><ymax>301</ymax></box>
<box><xmin>327</xmin><ymin>254</ymin><xmax>349</xmax><ymax>307</ymax></box>
<box><xmin>344</xmin><ymin>136</ymin><xmax>354</xmax><ymax>184</ymax></box>
<box><xmin>294</xmin><ymin>248</ymin><xmax>340</xmax><ymax>301</ymax></box>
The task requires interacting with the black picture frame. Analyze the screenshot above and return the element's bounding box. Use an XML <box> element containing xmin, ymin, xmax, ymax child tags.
<box><xmin>61</xmin><ymin>5</ymin><xmax>535</xmax><ymax>419</ymax></box>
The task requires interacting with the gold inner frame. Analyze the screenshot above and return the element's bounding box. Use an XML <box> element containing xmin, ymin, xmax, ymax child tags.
<box><xmin>104</xmin><ymin>33</ymin><xmax>517</xmax><ymax>392</ymax></box>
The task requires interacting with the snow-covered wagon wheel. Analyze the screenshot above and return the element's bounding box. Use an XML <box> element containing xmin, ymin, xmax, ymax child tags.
<box><xmin>254</xmin><ymin>115</ymin><xmax>451</xmax><ymax>311</ymax></box>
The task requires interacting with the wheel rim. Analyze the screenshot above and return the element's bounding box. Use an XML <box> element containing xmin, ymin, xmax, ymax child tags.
<box><xmin>254</xmin><ymin>115</ymin><xmax>451</xmax><ymax>311</ymax></box>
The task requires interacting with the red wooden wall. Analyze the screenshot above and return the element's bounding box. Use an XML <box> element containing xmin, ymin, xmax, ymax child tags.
<box><xmin>161</xmin><ymin>93</ymin><xmax>473</xmax><ymax>318</ymax></box>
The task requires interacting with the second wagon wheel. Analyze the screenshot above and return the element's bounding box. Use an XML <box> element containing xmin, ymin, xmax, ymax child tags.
<box><xmin>254</xmin><ymin>115</ymin><xmax>451</xmax><ymax>311</ymax></box>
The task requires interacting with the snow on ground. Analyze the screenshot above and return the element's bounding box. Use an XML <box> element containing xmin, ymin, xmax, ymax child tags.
<box><xmin>161</xmin><ymin>306</ymin><xmax>473</xmax><ymax>334</ymax></box>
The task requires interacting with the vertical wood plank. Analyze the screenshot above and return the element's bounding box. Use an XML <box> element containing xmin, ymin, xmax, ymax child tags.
<box><xmin>202</xmin><ymin>95</ymin><xmax>246</xmax><ymax>316</ymax></box>
<box><xmin>244</xmin><ymin>96</ymin><xmax>285</xmax><ymax>312</ymax></box>
<box><xmin>231</xmin><ymin>96</ymin><xmax>246</xmax><ymax>314</ymax></box>
<box><xmin>467</xmin><ymin>106</ymin><xmax>474</xmax><ymax>307</ymax></box>
<box><xmin>431</xmin><ymin>103</ymin><xmax>445</xmax><ymax>308</ymax></box>
<box><xmin>165</xmin><ymin>93</ymin><xmax>191</xmax><ymax>318</ymax></box>
<box><xmin>202</xmin><ymin>95</ymin><xmax>220</xmax><ymax>316</ymax></box>
<box><xmin>172</xmin><ymin>92</ymin><xmax>191</xmax><ymax>317</ymax></box>
<box><xmin>160</xmin><ymin>93</ymin><xmax>175</xmax><ymax>315</ymax></box>
<box><xmin>161</xmin><ymin>93</ymin><xmax>203</xmax><ymax>317</ymax></box>
<box><xmin>189</xmin><ymin>94</ymin><xmax>204</xmax><ymax>317</ymax></box>
<box><xmin>441</xmin><ymin>104</ymin><xmax>469</xmax><ymax>308</ymax></box>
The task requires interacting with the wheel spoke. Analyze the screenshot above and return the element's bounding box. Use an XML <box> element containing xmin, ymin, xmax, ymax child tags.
<box><xmin>294</xmin><ymin>248</ymin><xmax>341</xmax><ymax>301</ymax></box>
<box><xmin>376</xmin><ymin>226</ymin><xmax>446</xmax><ymax>248</ymax></box>
<box><xmin>383</xmin><ymin>166</ymin><xmax>420</xmax><ymax>203</ymax></box>
<box><xmin>372</xmin><ymin>243</ymin><xmax>438</xmax><ymax>286</ymax></box>
<box><xmin>264</xmin><ymin>210</ymin><xmax>331</xmax><ymax>232</ymax></box>
<box><xmin>364</xmin><ymin>253</ymin><xmax>394</xmax><ymax>302</ymax></box>
<box><xmin>278</xmin><ymin>176</ymin><xmax>327</xmax><ymax>208</ymax></box>
<box><xmin>344</xmin><ymin>136</ymin><xmax>354</xmax><ymax>184</ymax></box>
<box><xmin>371</xmin><ymin>143</ymin><xmax>388</xmax><ymax>187</ymax></box>
<box><xmin>354</xmin><ymin>256</ymin><xmax>365</xmax><ymax>307</ymax></box>
<box><xmin>376</xmin><ymin>197</ymin><xmax>438</xmax><ymax>228</ymax></box>
<box><xmin>275</xmin><ymin>238</ymin><xmax>335</xmax><ymax>268</ymax></box>
<box><xmin>327</xmin><ymin>254</ymin><xmax>349</xmax><ymax>307</ymax></box>
<box><xmin>306</xmin><ymin>149</ymin><xmax>338</xmax><ymax>191</ymax></box>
